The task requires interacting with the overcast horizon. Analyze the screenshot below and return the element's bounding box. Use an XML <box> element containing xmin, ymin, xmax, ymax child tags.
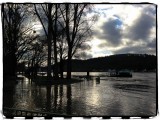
<box><xmin>89</xmin><ymin>4</ymin><xmax>156</xmax><ymax>58</ymax></box>
<box><xmin>72</xmin><ymin>4</ymin><xmax>156</xmax><ymax>58</ymax></box>
<box><xmin>33</xmin><ymin>4</ymin><xmax>156</xmax><ymax>59</ymax></box>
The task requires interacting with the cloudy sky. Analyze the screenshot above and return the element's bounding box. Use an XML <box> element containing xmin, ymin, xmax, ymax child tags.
<box><xmin>86</xmin><ymin>4</ymin><xmax>156</xmax><ymax>58</ymax></box>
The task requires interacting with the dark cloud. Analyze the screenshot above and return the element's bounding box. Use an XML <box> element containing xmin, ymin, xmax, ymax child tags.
<box><xmin>113</xmin><ymin>6</ymin><xmax>156</xmax><ymax>55</ymax></box>
<box><xmin>118</xmin><ymin>5</ymin><xmax>156</xmax><ymax>55</ymax></box>
<box><xmin>79</xmin><ymin>44</ymin><xmax>91</xmax><ymax>50</ymax></box>
<box><xmin>94</xmin><ymin>5</ymin><xmax>156</xmax><ymax>56</ymax></box>
<box><xmin>80</xmin><ymin>52</ymin><xmax>93</xmax><ymax>59</ymax></box>
<box><xmin>126</xmin><ymin>13</ymin><xmax>155</xmax><ymax>41</ymax></box>
<box><xmin>74</xmin><ymin>52</ymin><xmax>93</xmax><ymax>60</ymax></box>
<box><xmin>113</xmin><ymin>44</ymin><xmax>156</xmax><ymax>55</ymax></box>
<box><xmin>132</xmin><ymin>4</ymin><xmax>156</xmax><ymax>15</ymax></box>
<box><xmin>143</xmin><ymin>5</ymin><xmax>156</xmax><ymax>15</ymax></box>
<box><xmin>147</xmin><ymin>39</ymin><xmax>156</xmax><ymax>48</ymax></box>
<box><xmin>95</xmin><ymin>18</ymin><xmax>122</xmax><ymax>46</ymax></box>
<box><xmin>73</xmin><ymin>43</ymin><xmax>92</xmax><ymax>60</ymax></box>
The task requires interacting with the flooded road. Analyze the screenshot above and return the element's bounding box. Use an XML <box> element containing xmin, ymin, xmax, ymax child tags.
<box><xmin>3</xmin><ymin>72</ymin><xmax>157</xmax><ymax>116</ymax></box>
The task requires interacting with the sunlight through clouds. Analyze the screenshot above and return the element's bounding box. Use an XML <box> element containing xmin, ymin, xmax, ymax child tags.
<box><xmin>88</xmin><ymin>4</ymin><xmax>156</xmax><ymax>57</ymax></box>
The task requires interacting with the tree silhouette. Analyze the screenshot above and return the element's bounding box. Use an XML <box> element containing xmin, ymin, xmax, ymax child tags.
<box><xmin>60</xmin><ymin>4</ymin><xmax>96</xmax><ymax>79</ymax></box>
<box><xmin>34</xmin><ymin>4</ymin><xmax>61</xmax><ymax>79</ymax></box>
<box><xmin>3</xmin><ymin>3</ymin><xmax>98</xmax><ymax>80</ymax></box>
<box><xmin>2</xmin><ymin>4</ymin><xmax>34</xmax><ymax>78</ymax></box>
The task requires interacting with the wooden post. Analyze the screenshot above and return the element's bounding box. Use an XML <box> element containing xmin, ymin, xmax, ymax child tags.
<box><xmin>87</xmin><ymin>71</ymin><xmax>89</xmax><ymax>77</ymax></box>
<box><xmin>87</xmin><ymin>71</ymin><xmax>89</xmax><ymax>76</ymax></box>
<box><xmin>16</xmin><ymin>110</ymin><xmax>18</xmax><ymax>116</ymax></box>
<box><xmin>25</xmin><ymin>111</ymin><xmax>27</xmax><ymax>116</ymax></box>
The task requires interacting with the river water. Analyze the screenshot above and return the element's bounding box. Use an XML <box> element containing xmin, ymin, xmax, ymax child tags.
<box><xmin>3</xmin><ymin>72</ymin><xmax>157</xmax><ymax>116</ymax></box>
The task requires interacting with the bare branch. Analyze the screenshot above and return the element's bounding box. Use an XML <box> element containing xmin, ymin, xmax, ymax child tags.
<box><xmin>34</xmin><ymin>4</ymin><xmax>48</xmax><ymax>36</ymax></box>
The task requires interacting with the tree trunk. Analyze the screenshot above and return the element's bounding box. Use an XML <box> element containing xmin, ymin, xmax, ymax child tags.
<box><xmin>31</xmin><ymin>58</ymin><xmax>34</xmax><ymax>76</ymax></box>
<box><xmin>34</xmin><ymin>63</ymin><xmax>38</xmax><ymax>77</ymax></box>
<box><xmin>12</xmin><ymin>33</ymin><xmax>17</xmax><ymax>77</ymax></box>
<box><xmin>3</xmin><ymin>7</ymin><xmax>17</xmax><ymax>78</ymax></box>
<box><xmin>53</xmin><ymin>4</ymin><xmax>58</xmax><ymax>80</ymax></box>
<box><xmin>65</xmin><ymin>4</ymin><xmax>72</xmax><ymax>80</ymax></box>
<box><xmin>4</xmin><ymin>54</ymin><xmax>16</xmax><ymax>78</ymax></box>
<box><xmin>67</xmin><ymin>47</ymin><xmax>72</xmax><ymax>79</ymax></box>
<box><xmin>47</xmin><ymin>4</ymin><xmax>52</xmax><ymax>79</ymax></box>
<box><xmin>66</xmin><ymin>85</ymin><xmax>72</xmax><ymax>114</ymax></box>
<box><xmin>46</xmin><ymin>85</ymin><xmax>51</xmax><ymax>111</ymax></box>
<box><xmin>60</xmin><ymin>58</ymin><xmax>64</xmax><ymax>79</ymax></box>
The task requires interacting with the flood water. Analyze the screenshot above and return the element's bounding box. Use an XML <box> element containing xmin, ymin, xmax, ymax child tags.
<box><xmin>3</xmin><ymin>72</ymin><xmax>157</xmax><ymax>116</ymax></box>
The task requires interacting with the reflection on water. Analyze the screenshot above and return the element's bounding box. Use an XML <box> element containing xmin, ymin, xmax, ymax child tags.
<box><xmin>3</xmin><ymin>72</ymin><xmax>157</xmax><ymax>116</ymax></box>
<box><xmin>66</xmin><ymin>85</ymin><xmax>72</xmax><ymax>114</ymax></box>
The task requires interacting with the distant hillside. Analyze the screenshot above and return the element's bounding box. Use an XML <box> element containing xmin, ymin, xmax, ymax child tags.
<box><xmin>62</xmin><ymin>54</ymin><xmax>157</xmax><ymax>72</ymax></box>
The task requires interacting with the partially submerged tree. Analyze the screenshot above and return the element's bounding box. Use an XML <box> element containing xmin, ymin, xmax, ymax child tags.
<box><xmin>34</xmin><ymin>4</ymin><xmax>52</xmax><ymax>78</ymax></box>
<box><xmin>60</xmin><ymin>4</ymin><xmax>96</xmax><ymax>79</ymax></box>
<box><xmin>56</xmin><ymin>27</ymin><xmax>68</xmax><ymax>79</ymax></box>
<box><xmin>3</xmin><ymin>3</ymin><xmax>97</xmax><ymax>81</ymax></box>
<box><xmin>2</xmin><ymin>4</ymin><xmax>33</xmax><ymax>78</ymax></box>
<box><xmin>34</xmin><ymin>4</ymin><xmax>59</xmax><ymax>79</ymax></box>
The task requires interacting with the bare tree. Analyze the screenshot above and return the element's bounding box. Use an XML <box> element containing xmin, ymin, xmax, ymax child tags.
<box><xmin>34</xmin><ymin>4</ymin><xmax>59</xmax><ymax>79</ymax></box>
<box><xmin>56</xmin><ymin>27</ymin><xmax>68</xmax><ymax>78</ymax></box>
<box><xmin>27</xmin><ymin>38</ymin><xmax>46</xmax><ymax>77</ymax></box>
<box><xmin>52</xmin><ymin>4</ymin><xmax>59</xmax><ymax>79</ymax></box>
<box><xmin>3</xmin><ymin>3</ymin><xmax>97</xmax><ymax>81</ymax></box>
<box><xmin>60</xmin><ymin>4</ymin><xmax>96</xmax><ymax>79</ymax></box>
<box><xmin>16</xmin><ymin>30</ymin><xmax>39</xmax><ymax>62</ymax></box>
<box><xmin>2</xmin><ymin>4</ymin><xmax>33</xmax><ymax>78</ymax></box>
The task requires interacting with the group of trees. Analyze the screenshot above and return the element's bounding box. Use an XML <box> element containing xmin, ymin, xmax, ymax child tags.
<box><xmin>2</xmin><ymin>3</ymin><xmax>97</xmax><ymax>80</ymax></box>
<box><xmin>67</xmin><ymin>54</ymin><xmax>156</xmax><ymax>72</ymax></box>
<box><xmin>3</xmin><ymin>4</ymin><xmax>34</xmax><ymax>79</ymax></box>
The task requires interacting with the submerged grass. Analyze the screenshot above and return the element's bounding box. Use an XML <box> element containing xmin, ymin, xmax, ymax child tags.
<box><xmin>31</xmin><ymin>76</ymin><xmax>83</xmax><ymax>85</ymax></box>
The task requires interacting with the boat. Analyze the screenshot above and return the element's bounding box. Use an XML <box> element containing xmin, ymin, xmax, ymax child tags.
<box><xmin>108</xmin><ymin>69</ymin><xmax>132</xmax><ymax>77</ymax></box>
